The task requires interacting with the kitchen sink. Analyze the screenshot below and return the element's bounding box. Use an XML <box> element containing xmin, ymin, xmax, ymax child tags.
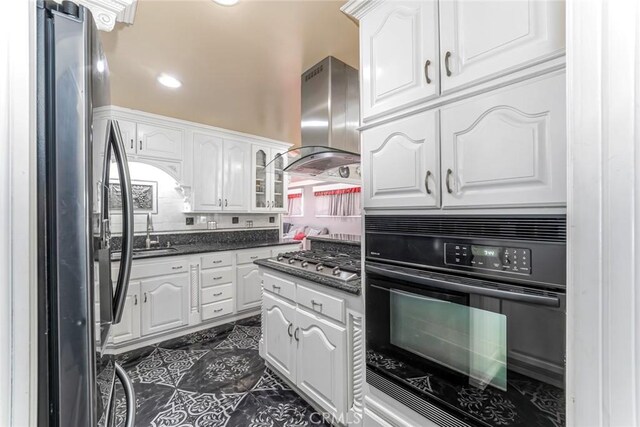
<box><xmin>132</xmin><ymin>247</ymin><xmax>178</xmax><ymax>256</ymax></box>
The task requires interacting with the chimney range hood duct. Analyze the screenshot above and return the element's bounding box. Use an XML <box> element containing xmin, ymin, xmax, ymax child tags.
<box><xmin>277</xmin><ymin>56</ymin><xmax>360</xmax><ymax>176</ymax></box>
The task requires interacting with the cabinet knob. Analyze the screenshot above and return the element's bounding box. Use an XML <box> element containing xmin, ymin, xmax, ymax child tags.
<box><xmin>130</xmin><ymin>139</ymin><xmax>134</xmax><ymax>150</ymax></box>
<box><xmin>445</xmin><ymin>51</ymin><xmax>452</xmax><ymax>77</ymax></box>
<box><xmin>225</xmin><ymin>199</ymin><xmax>228</xmax><ymax>207</ymax></box>
<box><xmin>294</xmin><ymin>327</ymin><xmax>300</xmax><ymax>342</ymax></box>
<box><xmin>134</xmin><ymin>295</ymin><xmax>138</xmax><ymax>305</ymax></box>
<box><xmin>144</xmin><ymin>292</ymin><xmax>147</xmax><ymax>303</ymax></box>
<box><xmin>287</xmin><ymin>323</ymin><xmax>293</xmax><ymax>337</ymax></box>
<box><xmin>267</xmin><ymin>201</ymin><xmax>270</xmax><ymax>208</ymax></box>
<box><xmin>424</xmin><ymin>59</ymin><xmax>432</xmax><ymax>84</ymax></box>
<box><xmin>425</xmin><ymin>170</ymin><xmax>432</xmax><ymax>195</ymax></box>
<box><xmin>446</xmin><ymin>169</ymin><xmax>454</xmax><ymax>194</ymax></box>
<box><xmin>139</xmin><ymin>140</ymin><xmax>142</xmax><ymax>150</ymax></box>
<box><xmin>218</xmin><ymin>198</ymin><xmax>222</xmax><ymax>206</ymax></box>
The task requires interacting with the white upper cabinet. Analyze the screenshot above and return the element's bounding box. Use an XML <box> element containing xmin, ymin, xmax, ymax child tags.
<box><xmin>136</xmin><ymin>122</ymin><xmax>184</xmax><ymax>160</ymax></box>
<box><xmin>223</xmin><ymin>139</ymin><xmax>250</xmax><ymax>211</ymax></box>
<box><xmin>193</xmin><ymin>132</ymin><xmax>224</xmax><ymax>211</ymax></box>
<box><xmin>361</xmin><ymin>1</ymin><xmax>439</xmax><ymax>121</ymax></box>
<box><xmin>140</xmin><ymin>274</ymin><xmax>190</xmax><ymax>336</ymax></box>
<box><xmin>439</xmin><ymin>0</ymin><xmax>565</xmax><ymax>93</ymax></box>
<box><xmin>440</xmin><ymin>72</ymin><xmax>566</xmax><ymax>208</ymax></box>
<box><xmin>250</xmin><ymin>146</ymin><xmax>288</xmax><ymax>213</ymax></box>
<box><xmin>362</xmin><ymin>110</ymin><xmax>440</xmax><ymax>209</ymax></box>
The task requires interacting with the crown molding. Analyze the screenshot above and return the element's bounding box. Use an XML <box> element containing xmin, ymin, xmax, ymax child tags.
<box><xmin>77</xmin><ymin>0</ymin><xmax>133</xmax><ymax>31</ymax></box>
<box><xmin>116</xmin><ymin>0</ymin><xmax>137</xmax><ymax>25</ymax></box>
<box><xmin>340</xmin><ymin>0</ymin><xmax>383</xmax><ymax>22</ymax></box>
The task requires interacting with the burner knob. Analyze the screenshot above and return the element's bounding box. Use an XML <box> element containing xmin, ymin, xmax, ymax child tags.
<box><xmin>277</xmin><ymin>256</ymin><xmax>283</xmax><ymax>261</ymax></box>
<box><xmin>301</xmin><ymin>261</ymin><xmax>309</xmax><ymax>267</ymax></box>
<box><xmin>332</xmin><ymin>266</ymin><xmax>341</xmax><ymax>276</ymax></box>
<box><xmin>315</xmin><ymin>264</ymin><xmax>324</xmax><ymax>271</ymax></box>
<box><xmin>288</xmin><ymin>258</ymin><xmax>296</xmax><ymax>264</ymax></box>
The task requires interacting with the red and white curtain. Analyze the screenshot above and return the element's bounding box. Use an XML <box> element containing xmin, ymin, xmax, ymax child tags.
<box><xmin>287</xmin><ymin>191</ymin><xmax>303</xmax><ymax>216</ymax></box>
<box><xmin>314</xmin><ymin>186</ymin><xmax>361</xmax><ymax>217</ymax></box>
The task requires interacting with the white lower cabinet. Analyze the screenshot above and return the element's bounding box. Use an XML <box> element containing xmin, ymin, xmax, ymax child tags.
<box><xmin>141</xmin><ymin>274</ymin><xmax>190</xmax><ymax>336</ymax></box>
<box><xmin>263</xmin><ymin>292</ymin><xmax>297</xmax><ymax>382</ymax></box>
<box><xmin>237</xmin><ymin>264</ymin><xmax>262</xmax><ymax>312</ymax></box>
<box><xmin>261</xmin><ymin>275</ymin><xmax>352</xmax><ymax>424</ymax></box>
<box><xmin>111</xmin><ymin>281</ymin><xmax>141</xmax><ymax>344</ymax></box>
<box><xmin>296</xmin><ymin>308</ymin><xmax>347</xmax><ymax>420</ymax></box>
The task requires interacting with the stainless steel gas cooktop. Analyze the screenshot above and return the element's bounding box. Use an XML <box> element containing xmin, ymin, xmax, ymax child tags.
<box><xmin>268</xmin><ymin>249</ymin><xmax>361</xmax><ymax>283</ymax></box>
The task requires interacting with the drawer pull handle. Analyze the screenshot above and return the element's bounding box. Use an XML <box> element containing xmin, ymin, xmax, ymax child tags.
<box><xmin>311</xmin><ymin>300</ymin><xmax>323</xmax><ymax>310</ymax></box>
<box><xmin>250</xmin><ymin>256</ymin><xmax>259</xmax><ymax>259</ymax></box>
<box><xmin>445</xmin><ymin>51</ymin><xmax>452</xmax><ymax>76</ymax></box>
<box><xmin>272</xmin><ymin>285</ymin><xmax>281</xmax><ymax>291</ymax></box>
<box><xmin>287</xmin><ymin>323</ymin><xmax>293</xmax><ymax>337</ymax></box>
<box><xmin>213</xmin><ymin>276</ymin><xmax>223</xmax><ymax>280</ymax></box>
<box><xmin>212</xmin><ymin>260</ymin><xmax>222</xmax><ymax>264</ymax></box>
<box><xmin>214</xmin><ymin>308</ymin><xmax>224</xmax><ymax>313</ymax></box>
<box><xmin>213</xmin><ymin>292</ymin><xmax>223</xmax><ymax>297</ymax></box>
<box><xmin>294</xmin><ymin>327</ymin><xmax>299</xmax><ymax>342</ymax></box>
<box><xmin>172</xmin><ymin>266</ymin><xmax>183</xmax><ymax>270</ymax></box>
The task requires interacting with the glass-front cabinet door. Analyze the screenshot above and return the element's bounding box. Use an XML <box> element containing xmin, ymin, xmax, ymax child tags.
<box><xmin>271</xmin><ymin>149</ymin><xmax>286</xmax><ymax>212</ymax></box>
<box><xmin>252</xmin><ymin>147</ymin><xmax>268</xmax><ymax>210</ymax></box>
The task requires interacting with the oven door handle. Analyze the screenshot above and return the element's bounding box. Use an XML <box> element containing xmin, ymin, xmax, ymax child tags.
<box><xmin>366</xmin><ymin>264</ymin><xmax>561</xmax><ymax>307</ymax></box>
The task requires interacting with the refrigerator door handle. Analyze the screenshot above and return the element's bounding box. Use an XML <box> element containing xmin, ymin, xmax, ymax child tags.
<box><xmin>109</xmin><ymin>120</ymin><xmax>134</xmax><ymax>323</ymax></box>
<box><xmin>114</xmin><ymin>363</ymin><xmax>136</xmax><ymax>427</ymax></box>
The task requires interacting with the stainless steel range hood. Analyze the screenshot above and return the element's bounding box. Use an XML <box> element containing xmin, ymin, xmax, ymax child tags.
<box><xmin>279</xmin><ymin>56</ymin><xmax>360</xmax><ymax>176</ymax></box>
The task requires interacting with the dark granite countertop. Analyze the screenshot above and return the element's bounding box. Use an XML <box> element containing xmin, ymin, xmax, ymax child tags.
<box><xmin>306</xmin><ymin>233</ymin><xmax>361</xmax><ymax>247</ymax></box>
<box><xmin>111</xmin><ymin>239</ymin><xmax>301</xmax><ymax>261</ymax></box>
<box><xmin>253</xmin><ymin>258</ymin><xmax>361</xmax><ymax>295</ymax></box>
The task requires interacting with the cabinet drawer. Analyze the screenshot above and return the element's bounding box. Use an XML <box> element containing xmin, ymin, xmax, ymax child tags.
<box><xmin>202</xmin><ymin>299</ymin><xmax>234</xmax><ymax>321</ymax></box>
<box><xmin>262</xmin><ymin>272</ymin><xmax>295</xmax><ymax>302</ymax></box>
<box><xmin>237</xmin><ymin>249</ymin><xmax>271</xmax><ymax>265</ymax></box>
<box><xmin>201</xmin><ymin>268</ymin><xmax>234</xmax><ymax>288</ymax></box>
<box><xmin>201</xmin><ymin>283</ymin><xmax>233</xmax><ymax>305</ymax></box>
<box><xmin>296</xmin><ymin>285</ymin><xmax>345</xmax><ymax>323</ymax></box>
<box><xmin>201</xmin><ymin>252</ymin><xmax>233</xmax><ymax>269</ymax></box>
<box><xmin>127</xmin><ymin>258</ymin><xmax>189</xmax><ymax>279</ymax></box>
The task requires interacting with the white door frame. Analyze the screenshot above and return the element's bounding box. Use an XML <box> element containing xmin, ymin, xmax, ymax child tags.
<box><xmin>566</xmin><ymin>0</ymin><xmax>640</xmax><ymax>425</ymax></box>
<box><xmin>0</xmin><ymin>0</ymin><xmax>38</xmax><ymax>426</ymax></box>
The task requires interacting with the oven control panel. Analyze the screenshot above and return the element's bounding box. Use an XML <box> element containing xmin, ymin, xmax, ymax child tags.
<box><xmin>444</xmin><ymin>243</ymin><xmax>531</xmax><ymax>274</ymax></box>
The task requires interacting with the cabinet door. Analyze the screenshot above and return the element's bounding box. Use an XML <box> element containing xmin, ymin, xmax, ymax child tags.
<box><xmin>111</xmin><ymin>281</ymin><xmax>141</xmax><ymax>344</ymax></box>
<box><xmin>137</xmin><ymin>122</ymin><xmax>184</xmax><ymax>160</ymax></box>
<box><xmin>193</xmin><ymin>132</ymin><xmax>224</xmax><ymax>211</ymax></box>
<box><xmin>269</xmin><ymin>148</ymin><xmax>287</xmax><ymax>212</ymax></box>
<box><xmin>115</xmin><ymin>119</ymin><xmax>137</xmax><ymax>155</ymax></box>
<box><xmin>236</xmin><ymin>264</ymin><xmax>262</xmax><ymax>312</ymax></box>
<box><xmin>439</xmin><ymin>0</ymin><xmax>565</xmax><ymax>93</ymax></box>
<box><xmin>141</xmin><ymin>274</ymin><xmax>189</xmax><ymax>336</ymax></box>
<box><xmin>223</xmin><ymin>139</ymin><xmax>250</xmax><ymax>211</ymax></box>
<box><xmin>440</xmin><ymin>72</ymin><xmax>566</xmax><ymax>208</ymax></box>
<box><xmin>361</xmin><ymin>1</ymin><xmax>439</xmax><ymax>121</ymax></box>
<box><xmin>262</xmin><ymin>292</ymin><xmax>297</xmax><ymax>383</ymax></box>
<box><xmin>362</xmin><ymin>110</ymin><xmax>439</xmax><ymax>209</ymax></box>
<box><xmin>251</xmin><ymin>146</ymin><xmax>270</xmax><ymax>211</ymax></box>
<box><xmin>295</xmin><ymin>309</ymin><xmax>347</xmax><ymax>418</ymax></box>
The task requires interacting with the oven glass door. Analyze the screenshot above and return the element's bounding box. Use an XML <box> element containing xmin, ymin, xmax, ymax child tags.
<box><xmin>366</xmin><ymin>266</ymin><xmax>566</xmax><ymax>427</ymax></box>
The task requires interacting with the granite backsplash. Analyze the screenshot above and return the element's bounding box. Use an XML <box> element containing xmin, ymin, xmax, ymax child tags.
<box><xmin>109</xmin><ymin>229</ymin><xmax>280</xmax><ymax>251</ymax></box>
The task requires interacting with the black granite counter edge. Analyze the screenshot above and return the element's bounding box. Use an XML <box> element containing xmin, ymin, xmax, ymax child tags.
<box><xmin>111</xmin><ymin>240</ymin><xmax>301</xmax><ymax>261</ymax></box>
<box><xmin>306</xmin><ymin>235</ymin><xmax>361</xmax><ymax>247</ymax></box>
<box><xmin>253</xmin><ymin>258</ymin><xmax>361</xmax><ymax>296</ymax></box>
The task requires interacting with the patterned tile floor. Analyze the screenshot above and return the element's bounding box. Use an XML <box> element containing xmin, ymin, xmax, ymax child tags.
<box><xmin>113</xmin><ymin>316</ymin><xmax>328</xmax><ymax>427</ymax></box>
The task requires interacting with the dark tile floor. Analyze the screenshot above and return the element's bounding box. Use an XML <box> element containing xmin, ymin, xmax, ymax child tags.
<box><xmin>113</xmin><ymin>316</ymin><xmax>328</xmax><ymax>427</ymax></box>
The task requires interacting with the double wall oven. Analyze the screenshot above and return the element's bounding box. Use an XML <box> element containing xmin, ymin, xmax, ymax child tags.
<box><xmin>365</xmin><ymin>216</ymin><xmax>566</xmax><ymax>427</ymax></box>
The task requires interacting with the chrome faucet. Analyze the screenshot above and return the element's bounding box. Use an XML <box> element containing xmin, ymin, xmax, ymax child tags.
<box><xmin>145</xmin><ymin>213</ymin><xmax>160</xmax><ymax>249</ymax></box>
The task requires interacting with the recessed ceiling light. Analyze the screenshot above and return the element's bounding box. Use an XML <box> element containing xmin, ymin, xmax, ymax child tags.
<box><xmin>157</xmin><ymin>73</ymin><xmax>182</xmax><ymax>89</ymax></box>
<box><xmin>213</xmin><ymin>0</ymin><xmax>239</xmax><ymax>6</ymax></box>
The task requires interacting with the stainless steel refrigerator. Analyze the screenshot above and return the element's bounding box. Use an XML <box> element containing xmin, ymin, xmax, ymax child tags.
<box><xmin>37</xmin><ymin>1</ymin><xmax>135</xmax><ymax>426</ymax></box>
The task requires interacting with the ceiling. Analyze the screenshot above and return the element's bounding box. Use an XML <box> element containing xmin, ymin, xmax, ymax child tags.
<box><xmin>101</xmin><ymin>0</ymin><xmax>359</xmax><ymax>147</ymax></box>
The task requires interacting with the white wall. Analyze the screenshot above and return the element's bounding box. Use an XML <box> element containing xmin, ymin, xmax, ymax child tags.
<box><xmin>284</xmin><ymin>184</ymin><xmax>361</xmax><ymax>235</ymax></box>
<box><xmin>109</xmin><ymin>162</ymin><xmax>279</xmax><ymax>234</ymax></box>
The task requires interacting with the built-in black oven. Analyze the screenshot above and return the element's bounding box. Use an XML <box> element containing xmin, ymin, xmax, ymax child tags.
<box><xmin>365</xmin><ymin>216</ymin><xmax>566</xmax><ymax>427</ymax></box>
